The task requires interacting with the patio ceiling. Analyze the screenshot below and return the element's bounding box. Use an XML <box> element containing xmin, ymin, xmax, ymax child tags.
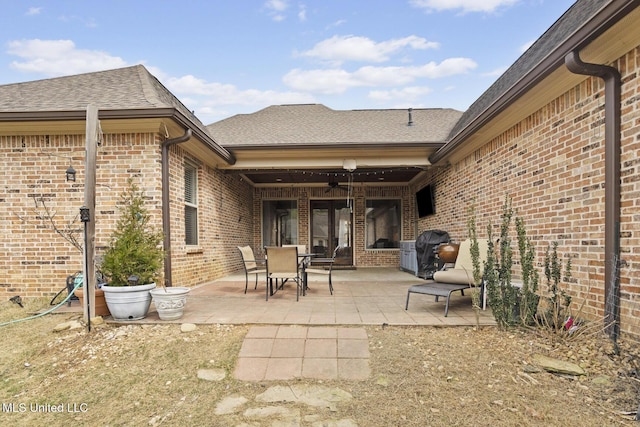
<box><xmin>227</xmin><ymin>166</ymin><xmax>426</xmax><ymax>186</ymax></box>
<box><xmin>218</xmin><ymin>143</ymin><xmax>436</xmax><ymax>186</ymax></box>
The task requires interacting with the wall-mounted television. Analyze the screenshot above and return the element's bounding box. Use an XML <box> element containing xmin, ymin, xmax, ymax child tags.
<box><xmin>416</xmin><ymin>184</ymin><xmax>435</xmax><ymax>217</ymax></box>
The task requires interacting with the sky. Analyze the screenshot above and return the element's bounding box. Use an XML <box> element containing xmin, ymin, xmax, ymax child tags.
<box><xmin>0</xmin><ymin>0</ymin><xmax>576</xmax><ymax>124</ymax></box>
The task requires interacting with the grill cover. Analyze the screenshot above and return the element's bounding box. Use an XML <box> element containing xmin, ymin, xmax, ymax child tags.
<box><xmin>415</xmin><ymin>230</ymin><xmax>450</xmax><ymax>279</ymax></box>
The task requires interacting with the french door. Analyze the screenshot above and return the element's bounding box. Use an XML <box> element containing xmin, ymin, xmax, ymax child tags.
<box><xmin>310</xmin><ymin>200</ymin><xmax>353</xmax><ymax>266</ymax></box>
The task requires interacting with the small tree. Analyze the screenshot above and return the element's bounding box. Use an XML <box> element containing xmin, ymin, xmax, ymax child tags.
<box><xmin>485</xmin><ymin>195</ymin><xmax>540</xmax><ymax>328</ymax></box>
<box><xmin>516</xmin><ymin>216</ymin><xmax>540</xmax><ymax>326</ymax></box>
<box><xmin>100</xmin><ymin>180</ymin><xmax>164</xmax><ymax>286</ymax></box>
<box><xmin>467</xmin><ymin>204</ymin><xmax>482</xmax><ymax>326</ymax></box>
<box><xmin>485</xmin><ymin>196</ymin><xmax>518</xmax><ymax>329</ymax></box>
<box><xmin>541</xmin><ymin>242</ymin><xmax>572</xmax><ymax>331</ymax></box>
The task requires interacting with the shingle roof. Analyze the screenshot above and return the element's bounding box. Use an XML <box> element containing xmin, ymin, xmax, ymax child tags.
<box><xmin>207</xmin><ymin>104</ymin><xmax>463</xmax><ymax>146</ymax></box>
<box><xmin>0</xmin><ymin>65</ymin><xmax>235</xmax><ymax>163</ymax></box>
<box><xmin>0</xmin><ymin>64</ymin><xmax>206</xmax><ymax>127</ymax></box>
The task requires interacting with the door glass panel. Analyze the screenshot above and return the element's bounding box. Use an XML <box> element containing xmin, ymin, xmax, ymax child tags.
<box><xmin>334</xmin><ymin>202</ymin><xmax>352</xmax><ymax>265</ymax></box>
<box><xmin>311</xmin><ymin>200</ymin><xmax>352</xmax><ymax>265</ymax></box>
<box><xmin>262</xmin><ymin>200</ymin><xmax>298</xmax><ymax>247</ymax></box>
<box><xmin>311</xmin><ymin>203</ymin><xmax>329</xmax><ymax>258</ymax></box>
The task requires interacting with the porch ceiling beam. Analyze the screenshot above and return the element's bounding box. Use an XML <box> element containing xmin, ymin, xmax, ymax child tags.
<box><xmin>222</xmin><ymin>156</ymin><xmax>430</xmax><ymax>170</ymax></box>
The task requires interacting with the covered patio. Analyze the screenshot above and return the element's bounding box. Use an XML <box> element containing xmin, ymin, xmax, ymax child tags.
<box><xmin>136</xmin><ymin>268</ymin><xmax>496</xmax><ymax>327</ymax></box>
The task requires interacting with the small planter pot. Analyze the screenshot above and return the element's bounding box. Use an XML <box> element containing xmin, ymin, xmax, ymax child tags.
<box><xmin>150</xmin><ymin>287</ymin><xmax>190</xmax><ymax>321</ymax></box>
<box><xmin>102</xmin><ymin>283</ymin><xmax>156</xmax><ymax>321</ymax></box>
<box><xmin>74</xmin><ymin>287</ymin><xmax>111</xmax><ymax>317</ymax></box>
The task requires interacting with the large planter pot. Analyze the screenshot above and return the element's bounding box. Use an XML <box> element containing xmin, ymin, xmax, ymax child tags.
<box><xmin>150</xmin><ymin>287</ymin><xmax>190</xmax><ymax>321</ymax></box>
<box><xmin>74</xmin><ymin>288</ymin><xmax>111</xmax><ymax>317</ymax></box>
<box><xmin>438</xmin><ymin>243</ymin><xmax>460</xmax><ymax>263</ymax></box>
<box><xmin>102</xmin><ymin>283</ymin><xmax>156</xmax><ymax>321</ymax></box>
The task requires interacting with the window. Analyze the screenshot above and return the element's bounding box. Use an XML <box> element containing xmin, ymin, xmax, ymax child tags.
<box><xmin>366</xmin><ymin>199</ymin><xmax>401</xmax><ymax>249</ymax></box>
<box><xmin>184</xmin><ymin>162</ymin><xmax>198</xmax><ymax>245</ymax></box>
<box><xmin>262</xmin><ymin>200</ymin><xmax>298</xmax><ymax>247</ymax></box>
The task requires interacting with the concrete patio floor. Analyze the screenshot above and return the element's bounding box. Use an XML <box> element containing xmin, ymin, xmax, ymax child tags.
<box><xmin>138</xmin><ymin>267</ymin><xmax>496</xmax><ymax>327</ymax></box>
<box><xmin>59</xmin><ymin>268</ymin><xmax>496</xmax><ymax>381</ymax></box>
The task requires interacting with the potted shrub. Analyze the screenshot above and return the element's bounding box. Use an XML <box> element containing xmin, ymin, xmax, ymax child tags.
<box><xmin>100</xmin><ymin>180</ymin><xmax>164</xmax><ymax>321</ymax></box>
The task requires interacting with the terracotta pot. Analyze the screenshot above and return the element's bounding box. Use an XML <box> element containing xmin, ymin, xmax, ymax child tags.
<box><xmin>438</xmin><ymin>243</ymin><xmax>460</xmax><ymax>263</ymax></box>
<box><xmin>74</xmin><ymin>288</ymin><xmax>111</xmax><ymax>317</ymax></box>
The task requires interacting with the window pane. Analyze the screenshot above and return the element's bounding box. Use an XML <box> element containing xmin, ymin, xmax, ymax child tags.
<box><xmin>366</xmin><ymin>199</ymin><xmax>401</xmax><ymax>249</ymax></box>
<box><xmin>262</xmin><ymin>200</ymin><xmax>298</xmax><ymax>246</ymax></box>
<box><xmin>184</xmin><ymin>164</ymin><xmax>197</xmax><ymax>205</ymax></box>
<box><xmin>185</xmin><ymin>206</ymin><xmax>198</xmax><ymax>245</ymax></box>
<box><xmin>184</xmin><ymin>163</ymin><xmax>198</xmax><ymax>245</ymax></box>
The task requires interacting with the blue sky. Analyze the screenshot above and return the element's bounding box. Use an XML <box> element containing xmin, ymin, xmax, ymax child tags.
<box><xmin>0</xmin><ymin>0</ymin><xmax>575</xmax><ymax>124</ymax></box>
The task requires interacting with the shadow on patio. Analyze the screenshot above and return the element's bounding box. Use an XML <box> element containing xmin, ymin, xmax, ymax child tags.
<box><xmin>139</xmin><ymin>268</ymin><xmax>496</xmax><ymax>327</ymax></box>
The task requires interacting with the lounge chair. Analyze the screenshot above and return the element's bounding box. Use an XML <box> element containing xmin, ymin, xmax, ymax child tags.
<box><xmin>405</xmin><ymin>239</ymin><xmax>488</xmax><ymax>316</ymax></box>
<box><xmin>237</xmin><ymin>246</ymin><xmax>267</xmax><ymax>294</ymax></box>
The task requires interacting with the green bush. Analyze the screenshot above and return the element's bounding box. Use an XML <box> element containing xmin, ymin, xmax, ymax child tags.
<box><xmin>100</xmin><ymin>180</ymin><xmax>164</xmax><ymax>286</ymax></box>
<box><xmin>484</xmin><ymin>195</ymin><xmax>539</xmax><ymax>329</ymax></box>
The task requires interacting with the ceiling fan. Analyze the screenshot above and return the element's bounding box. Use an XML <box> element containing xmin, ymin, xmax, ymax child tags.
<box><xmin>325</xmin><ymin>180</ymin><xmax>349</xmax><ymax>192</ymax></box>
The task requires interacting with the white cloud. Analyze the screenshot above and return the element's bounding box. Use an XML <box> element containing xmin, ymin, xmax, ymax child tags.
<box><xmin>298</xmin><ymin>4</ymin><xmax>307</xmax><ymax>21</ymax></box>
<box><xmin>7</xmin><ymin>39</ymin><xmax>128</xmax><ymax>76</ymax></box>
<box><xmin>409</xmin><ymin>0</ymin><xmax>519</xmax><ymax>13</ymax></box>
<box><xmin>326</xmin><ymin>19</ymin><xmax>347</xmax><ymax>30</ymax></box>
<box><xmin>283</xmin><ymin>58</ymin><xmax>477</xmax><ymax>94</ymax></box>
<box><xmin>520</xmin><ymin>39</ymin><xmax>535</xmax><ymax>53</ymax></box>
<box><xmin>264</xmin><ymin>0</ymin><xmax>289</xmax><ymax>21</ymax></box>
<box><xmin>26</xmin><ymin>7</ymin><xmax>42</xmax><ymax>16</ymax></box>
<box><xmin>166</xmin><ymin>74</ymin><xmax>315</xmax><ymax>108</ymax></box>
<box><xmin>265</xmin><ymin>0</ymin><xmax>288</xmax><ymax>12</ymax></box>
<box><xmin>369</xmin><ymin>86</ymin><xmax>433</xmax><ymax>102</ymax></box>
<box><xmin>300</xmin><ymin>35</ymin><xmax>439</xmax><ymax>64</ymax></box>
<box><xmin>483</xmin><ymin>66</ymin><xmax>507</xmax><ymax>77</ymax></box>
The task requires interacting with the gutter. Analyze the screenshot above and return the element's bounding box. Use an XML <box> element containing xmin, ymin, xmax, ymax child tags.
<box><xmin>565</xmin><ymin>50</ymin><xmax>621</xmax><ymax>340</ymax></box>
<box><xmin>161</xmin><ymin>128</ymin><xmax>192</xmax><ymax>287</ymax></box>
<box><xmin>0</xmin><ymin>108</ymin><xmax>236</xmax><ymax>165</ymax></box>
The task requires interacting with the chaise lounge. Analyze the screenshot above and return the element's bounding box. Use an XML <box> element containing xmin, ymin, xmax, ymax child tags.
<box><xmin>405</xmin><ymin>239</ymin><xmax>488</xmax><ymax>316</ymax></box>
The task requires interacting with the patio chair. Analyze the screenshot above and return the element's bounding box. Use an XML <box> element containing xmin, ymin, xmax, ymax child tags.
<box><xmin>303</xmin><ymin>246</ymin><xmax>339</xmax><ymax>295</ymax></box>
<box><xmin>265</xmin><ymin>246</ymin><xmax>303</xmax><ymax>301</ymax></box>
<box><xmin>405</xmin><ymin>239</ymin><xmax>488</xmax><ymax>316</ymax></box>
<box><xmin>283</xmin><ymin>244</ymin><xmax>307</xmax><ymax>254</ymax></box>
<box><xmin>237</xmin><ymin>246</ymin><xmax>267</xmax><ymax>294</ymax></box>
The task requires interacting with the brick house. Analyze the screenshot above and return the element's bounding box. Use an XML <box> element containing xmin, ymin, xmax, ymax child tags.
<box><xmin>1</xmin><ymin>0</ymin><xmax>639</xmax><ymax>339</ymax></box>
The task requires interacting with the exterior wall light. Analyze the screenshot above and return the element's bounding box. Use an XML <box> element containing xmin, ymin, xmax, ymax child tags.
<box><xmin>66</xmin><ymin>165</ymin><xmax>76</xmax><ymax>182</ymax></box>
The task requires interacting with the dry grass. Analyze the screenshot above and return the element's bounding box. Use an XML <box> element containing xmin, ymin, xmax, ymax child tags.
<box><xmin>0</xmin><ymin>298</ymin><xmax>638</xmax><ymax>426</ymax></box>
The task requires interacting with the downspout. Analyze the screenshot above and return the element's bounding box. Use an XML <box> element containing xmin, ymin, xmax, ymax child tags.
<box><xmin>161</xmin><ymin>128</ymin><xmax>192</xmax><ymax>287</ymax></box>
<box><xmin>564</xmin><ymin>50</ymin><xmax>621</xmax><ymax>340</ymax></box>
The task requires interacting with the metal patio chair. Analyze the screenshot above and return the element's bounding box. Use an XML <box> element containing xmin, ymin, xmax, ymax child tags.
<box><xmin>237</xmin><ymin>246</ymin><xmax>267</xmax><ymax>294</ymax></box>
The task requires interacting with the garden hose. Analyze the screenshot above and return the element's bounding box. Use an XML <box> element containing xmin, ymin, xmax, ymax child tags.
<box><xmin>0</xmin><ymin>279</ymin><xmax>83</xmax><ymax>328</ymax></box>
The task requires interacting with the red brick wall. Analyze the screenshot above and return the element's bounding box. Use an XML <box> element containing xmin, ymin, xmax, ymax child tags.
<box><xmin>0</xmin><ymin>132</ymin><xmax>253</xmax><ymax>299</ymax></box>
<box><xmin>254</xmin><ymin>185</ymin><xmax>414</xmax><ymax>268</ymax></box>
<box><xmin>414</xmin><ymin>46</ymin><xmax>640</xmax><ymax>340</ymax></box>
<box><xmin>167</xmin><ymin>145</ymin><xmax>254</xmax><ymax>287</ymax></box>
